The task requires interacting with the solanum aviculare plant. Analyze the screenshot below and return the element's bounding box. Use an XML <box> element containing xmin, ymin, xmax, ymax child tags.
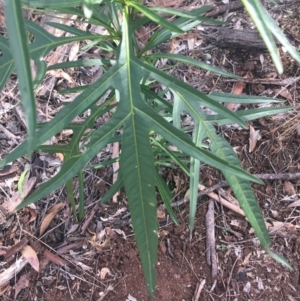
<box><xmin>1</xmin><ymin>0</ymin><xmax>296</xmax><ymax>296</ymax></box>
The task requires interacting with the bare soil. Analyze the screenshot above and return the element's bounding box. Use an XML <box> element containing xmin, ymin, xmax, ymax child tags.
<box><xmin>1</xmin><ymin>0</ymin><xmax>300</xmax><ymax>301</ymax></box>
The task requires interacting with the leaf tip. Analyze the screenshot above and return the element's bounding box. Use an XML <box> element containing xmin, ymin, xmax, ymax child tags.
<box><xmin>267</xmin><ymin>246</ymin><xmax>292</xmax><ymax>270</ymax></box>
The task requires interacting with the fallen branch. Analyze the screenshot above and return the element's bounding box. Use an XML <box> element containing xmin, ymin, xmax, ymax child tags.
<box><xmin>205</xmin><ymin>199</ymin><xmax>218</xmax><ymax>280</ymax></box>
<box><xmin>254</xmin><ymin>172</ymin><xmax>300</xmax><ymax>181</ymax></box>
<box><xmin>112</xmin><ymin>141</ymin><xmax>120</xmax><ymax>203</ymax></box>
<box><xmin>0</xmin><ymin>256</ymin><xmax>28</xmax><ymax>287</ymax></box>
<box><xmin>192</xmin><ymin>279</ymin><xmax>206</xmax><ymax>301</ymax></box>
<box><xmin>171</xmin><ymin>172</ymin><xmax>300</xmax><ymax>208</ymax></box>
<box><xmin>80</xmin><ymin>203</ymin><xmax>99</xmax><ymax>234</ymax></box>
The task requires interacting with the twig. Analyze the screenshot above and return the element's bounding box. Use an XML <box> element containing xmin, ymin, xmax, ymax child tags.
<box><xmin>171</xmin><ymin>180</ymin><xmax>228</xmax><ymax>207</ymax></box>
<box><xmin>43</xmin><ymin>249</ymin><xmax>68</xmax><ymax>266</ymax></box>
<box><xmin>81</xmin><ymin>203</ymin><xmax>99</xmax><ymax>234</ymax></box>
<box><xmin>254</xmin><ymin>172</ymin><xmax>300</xmax><ymax>181</ymax></box>
<box><xmin>192</xmin><ymin>279</ymin><xmax>206</xmax><ymax>301</ymax></box>
<box><xmin>4</xmin><ymin>238</ymin><xmax>28</xmax><ymax>262</ymax></box>
<box><xmin>273</xmin><ymin>75</ymin><xmax>300</xmax><ymax>99</ymax></box>
<box><xmin>0</xmin><ymin>124</ymin><xmax>18</xmax><ymax>144</ymax></box>
<box><xmin>166</xmin><ymin>238</ymin><xmax>174</xmax><ymax>259</ymax></box>
<box><xmin>64</xmin><ymin>266</ymin><xmax>74</xmax><ymax>300</ymax></box>
<box><xmin>205</xmin><ymin>199</ymin><xmax>218</xmax><ymax>280</ymax></box>
<box><xmin>226</xmin><ymin>257</ymin><xmax>240</xmax><ymax>300</ymax></box>
<box><xmin>112</xmin><ymin>142</ymin><xmax>120</xmax><ymax>203</ymax></box>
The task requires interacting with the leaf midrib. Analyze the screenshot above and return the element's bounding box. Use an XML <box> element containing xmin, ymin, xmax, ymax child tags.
<box><xmin>124</xmin><ymin>13</ymin><xmax>153</xmax><ymax>282</ymax></box>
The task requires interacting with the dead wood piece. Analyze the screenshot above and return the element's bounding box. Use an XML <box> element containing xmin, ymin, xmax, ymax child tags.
<box><xmin>255</xmin><ymin>172</ymin><xmax>300</xmax><ymax>181</ymax></box>
<box><xmin>112</xmin><ymin>142</ymin><xmax>120</xmax><ymax>203</ymax></box>
<box><xmin>205</xmin><ymin>200</ymin><xmax>218</xmax><ymax>280</ymax></box>
<box><xmin>166</xmin><ymin>238</ymin><xmax>174</xmax><ymax>259</ymax></box>
<box><xmin>193</xmin><ymin>279</ymin><xmax>206</xmax><ymax>301</ymax></box>
<box><xmin>0</xmin><ymin>164</ymin><xmax>18</xmax><ymax>179</ymax></box>
<box><xmin>0</xmin><ymin>124</ymin><xmax>18</xmax><ymax>144</ymax></box>
<box><xmin>205</xmin><ymin>28</ymin><xmax>280</xmax><ymax>49</ymax></box>
<box><xmin>56</xmin><ymin>241</ymin><xmax>85</xmax><ymax>255</ymax></box>
<box><xmin>218</xmin><ymin>188</ymin><xmax>239</xmax><ymax>207</ymax></box>
<box><xmin>0</xmin><ymin>256</ymin><xmax>28</xmax><ymax>287</ymax></box>
<box><xmin>4</xmin><ymin>238</ymin><xmax>28</xmax><ymax>262</ymax></box>
<box><xmin>43</xmin><ymin>249</ymin><xmax>68</xmax><ymax>266</ymax></box>
<box><xmin>13</xmin><ymin>104</ymin><xmax>27</xmax><ymax>129</ymax></box>
<box><xmin>205</xmin><ymin>1</ymin><xmax>243</xmax><ymax>17</ymax></box>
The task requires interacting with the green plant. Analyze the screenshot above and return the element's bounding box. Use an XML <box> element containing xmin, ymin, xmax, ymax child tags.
<box><xmin>1</xmin><ymin>0</ymin><xmax>299</xmax><ymax>296</ymax></box>
<box><xmin>219</xmin><ymin>244</ymin><xmax>227</xmax><ymax>251</ymax></box>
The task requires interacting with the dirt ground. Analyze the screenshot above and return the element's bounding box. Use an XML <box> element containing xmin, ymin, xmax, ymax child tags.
<box><xmin>0</xmin><ymin>0</ymin><xmax>300</xmax><ymax>300</ymax></box>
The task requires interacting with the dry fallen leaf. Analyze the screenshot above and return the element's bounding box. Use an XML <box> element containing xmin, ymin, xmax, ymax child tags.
<box><xmin>186</xmin><ymin>32</ymin><xmax>195</xmax><ymax>50</ymax></box>
<box><xmin>159</xmin><ymin>230</ymin><xmax>169</xmax><ymax>237</ymax></box>
<box><xmin>68</xmin><ymin>41</ymin><xmax>80</xmax><ymax>62</ymax></box>
<box><xmin>2</xmin><ymin>177</ymin><xmax>36</xmax><ymax>214</ymax></box>
<box><xmin>14</xmin><ymin>273</ymin><xmax>30</xmax><ymax>300</ymax></box>
<box><xmin>283</xmin><ymin>180</ymin><xmax>296</xmax><ymax>196</ymax></box>
<box><xmin>275</xmin><ymin>88</ymin><xmax>293</xmax><ymax>102</ymax></box>
<box><xmin>127</xmin><ymin>294</ymin><xmax>138</xmax><ymax>301</ymax></box>
<box><xmin>227</xmin><ymin>81</ymin><xmax>245</xmax><ymax>111</ymax></box>
<box><xmin>74</xmin><ymin>261</ymin><xmax>93</xmax><ymax>271</ymax></box>
<box><xmin>249</xmin><ymin>125</ymin><xmax>261</xmax><ymax>153</ymax></box>
<box><xmin>159</xmin><ymin>242</ymin><xmax>167</xmax><ymax>255</ymax></box>
<box><xmin>112</xmin><ymin>228</ymin><xmax>127</xmax><ymax>239</ymax></box>
<box><xmin>21</xmin><ymin>245</ymin><xmax>39</xmax><ymax>272</ymax></box>
<box><xmin>0</xmin><ymin>283</ymin><xmax>10</xmax><ymax>297</ymax></box>
<box><xmin>296</xmin><ymin>124</ymin><xmax>300</xmax><ymax>136</ymax></box>
<box><xmin>55</xmin><ymin>153</ymin><xmax>64</xmax><ymax>161</ymax></box>
<box><xmin>135</xmin><ymin>25</ymin><xmax>149</xmax><ymax>46</ymax></box>
<box><xmin>99</xmin><ymin>267</ymin><xmax>112</xmax><ymax>280</ymax></box>
<box><xmin>287</xmin><ymin>199</ymin><xmax>300</xmax><ymax>208</ymax></box>
<box><xmin>40</xmin><ymin>203</ymin><xmax>65</xmax><ymax>236</ymax></box>
<box><xmin>157</xmin><ymin>208</ymin><xmax>165</xmax><ymax>219</ymax></box>
<box><xmin>26</xmin><ymin>207</ymin><xmax>37</xmax><ymax>224</ymax></box>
